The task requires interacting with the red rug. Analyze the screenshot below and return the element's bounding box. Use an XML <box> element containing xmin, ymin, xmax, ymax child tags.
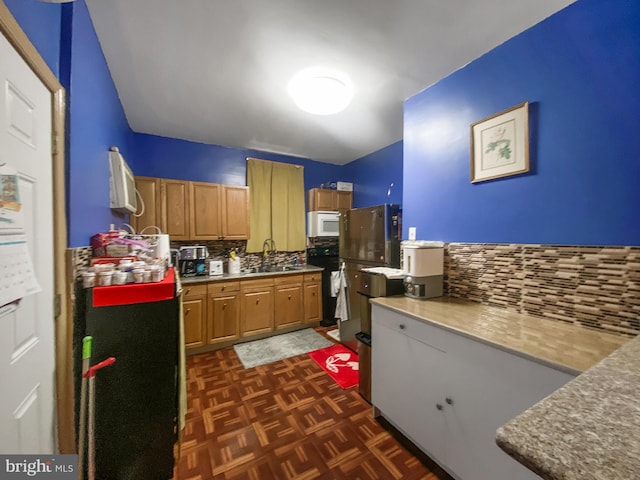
<box><xmin>308</xmin><ymin>344</ymin><xmax>359</xmax><ymax>389</ymax></box>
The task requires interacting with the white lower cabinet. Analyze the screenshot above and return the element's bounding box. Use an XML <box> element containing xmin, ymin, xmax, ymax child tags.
<box><xmin>371</xmin><ymin>305</ymin><xmax>575</xmax><ymax>480</ymax></box>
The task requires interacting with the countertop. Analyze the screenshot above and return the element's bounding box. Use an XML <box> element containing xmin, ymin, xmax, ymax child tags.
<box><xmin>495</xmin><ymin>335</ymin><xmax>640</xmax><ymax>480</ymax></box>
<box><xmin>179</xmin><ymin>264</ymin><xmax>323</xmax><ymax>284</ymax></box>
<box><xmin>371</xmin><ymin>295</ymin><xmax>638</xmax><ymax>480</ymax></box>
<box><xmin>370</xmin><ymin>296</ymin><xmax>627</xmax><ymax>375</ymax></box>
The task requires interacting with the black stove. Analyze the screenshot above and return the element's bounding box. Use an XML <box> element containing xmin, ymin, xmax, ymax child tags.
<box><xmin>307</xmin><ymin>246</ymin><xmax>339</xmax><ymax>326</ymax></box>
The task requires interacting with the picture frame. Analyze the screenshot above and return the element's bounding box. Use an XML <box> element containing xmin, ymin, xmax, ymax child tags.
<box><xmin>470</xmin><ymin>101</ymin><xmax>529</xmax><ymax>183</ymax></box>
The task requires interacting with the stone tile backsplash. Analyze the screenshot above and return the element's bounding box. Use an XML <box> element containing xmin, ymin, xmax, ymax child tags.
<box><xmin>69</xmin><ymin>240</ymin><xmax>639</xmax><ymax>337</ymax></box>
<box><xmin>445</xmin><ymin>244</ymin><xmax>640</xmax><ymax>337</ymax></box>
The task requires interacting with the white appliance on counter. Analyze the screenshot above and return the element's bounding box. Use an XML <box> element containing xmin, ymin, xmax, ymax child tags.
<box><xmin>307</xmin><ymin>211</ymin><xmax>340</xmax><ymax>237</ymax></box>
<box><xmin>402</xmin><ymin>240</ymin><xmax>444</xmax><ymax>299</ymax></box>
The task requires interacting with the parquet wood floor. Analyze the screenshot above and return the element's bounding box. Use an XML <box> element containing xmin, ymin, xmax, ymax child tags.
<box><xmin>173</xmin><ymin>327</ymin><xmax>452</xmax><ymax>480</ymax></box>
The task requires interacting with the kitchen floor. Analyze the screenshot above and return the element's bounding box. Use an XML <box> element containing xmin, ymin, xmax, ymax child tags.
<box><xmin>173</xmin><ymin>327</ymin><xmax>451</xmax><ymax>480</ymax></box>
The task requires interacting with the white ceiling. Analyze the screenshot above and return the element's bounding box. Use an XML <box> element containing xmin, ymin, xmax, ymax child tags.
<box><xmin>85</xmin><ymin>0</ymin><xmax>575</xmax><ymax>165</ymax></box>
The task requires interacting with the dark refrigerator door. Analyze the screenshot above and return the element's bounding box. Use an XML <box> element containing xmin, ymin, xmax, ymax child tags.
<box><xmin>338</xmin><ymin>261</ymin><xmax>370</xmax><ymax>351</ymax></box>
<box><xmin>339</xmin><ymin>204</ymin><xmax>401</xmax><ymax>267</ymax></box>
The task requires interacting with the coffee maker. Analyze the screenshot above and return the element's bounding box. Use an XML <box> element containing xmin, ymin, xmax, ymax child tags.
<box><xmin>402</xmin><ymin>241</ymin><xmax>444</xmax><ymax>299</ymax></box>
<box><xmin>178</xmin><ymin>246</ymin><xmax>208</xmax><ymax>276</ymax></box>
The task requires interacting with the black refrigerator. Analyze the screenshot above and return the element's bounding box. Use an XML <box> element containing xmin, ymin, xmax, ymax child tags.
<box><xmin>73</xmin><ymin>273</ymin><xmax>180</xmax><ymax>480</ymax></box>
<box><xmin>338</xmin><ymin>204</ymin><xmax>401</xmax><ymax>351</ymax></box>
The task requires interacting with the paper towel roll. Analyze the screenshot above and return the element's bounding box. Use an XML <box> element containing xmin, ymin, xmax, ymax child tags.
<box><xmin>228</xmin><ymin>258</ymin><xmax>241</xmax><ymax>274</ymax></box>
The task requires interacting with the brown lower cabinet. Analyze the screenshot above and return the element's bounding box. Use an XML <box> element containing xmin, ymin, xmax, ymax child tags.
<box><xmin>182</xmin><ymin>284</ymin><xmax>207</xmax><ymax>349</ymax></box>
<box><xmin>183</xmin><ymin>272</ymin><xmax>323</xmax><ymax>352</ymax></box>
<box><xmin>208</xmin><ymin>281</ymin><xmax>240</xmax><ymax>343</ymax></box>
<box><xmin>240</xmin><ymin>279</ymin><xmax>274</xmax><ymax>336</ymax></box>
<box><xmin>274</xmin><ymin>275</ymin><xmax>304</xmax><ymax>330</ymax></box>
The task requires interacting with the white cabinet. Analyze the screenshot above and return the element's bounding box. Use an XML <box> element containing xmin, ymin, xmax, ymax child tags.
<box><xmin>372</xmin><ymin>305</ymin><xmax>574</xmax><ymax>480</ymax></box>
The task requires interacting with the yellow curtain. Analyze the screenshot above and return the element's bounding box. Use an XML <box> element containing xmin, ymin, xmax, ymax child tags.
<box><xmin>246</xmin><ymin>159</ymin><xmax>273</xmax><ymax>252</ymax></box>
<box><xmin>246</xmin><ymin>158</ymin><xmax>306</xmax><ymax>252</ymax></box>
<box><xmin>271</xmin><ymin>161</ymin><xmax>306</xmax><ymax>251</ymax></box>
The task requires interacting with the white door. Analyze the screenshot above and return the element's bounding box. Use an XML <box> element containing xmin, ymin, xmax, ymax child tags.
<box><xmin>0</xmin><ymin>30</ymin><xmax>56</xmax><ymax>453</ymax></box>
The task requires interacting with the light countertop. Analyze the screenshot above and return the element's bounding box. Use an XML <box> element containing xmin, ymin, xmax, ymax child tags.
<box><xmin>370</xmin><ymin>296</ymin><xmax>627</xmax><ymax>375</ymax></box>
<box><xmin>370</xmin><ymin>295</ymin><xmax>637</xmax><ymax>480</ymax></box>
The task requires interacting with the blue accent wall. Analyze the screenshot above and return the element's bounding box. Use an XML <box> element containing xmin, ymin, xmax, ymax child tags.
<box><xmin>62</xmin><ymin>1</ymin><xmax>136</xmax><ymax>246</ymax></box>
<box><xmin>5</xmin><ymin>0</ymin><xmax>61</xmax><ymax>77</ymax></box>
<box><xmin>131</xmin><ymin>132</ymin><xmax>347</xmax><ymax>200</ymax></box>
<box><xmin>403</xmin><ymin>0</ymin><xmax>640</xmax><ymax>246</ymax></box>
<box><xmin>344</xmin><ymin>141</ymin><xmax>403</xmax><ymax>208</ymax></box>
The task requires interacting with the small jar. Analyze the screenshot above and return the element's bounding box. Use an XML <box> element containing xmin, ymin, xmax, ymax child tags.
<box><xmin>97</xmin><ymin>271</ymin><xmax>114</xmax><ymax>286</ymax></box>
<box><xmin>143</xmin><ymin>271</ymin><xmax>152</xmax><ymax>283</ymax></box>
<box><xmin>82</xmin><ymin>271</ymin><xmax>96</xmax><ymax>288</ymax></box>
<box><xmin>133</xmin><ymin>268</ymin><xmax>146</xmax><ymax>284</ymax></box>
<box><xmin>94</xmin><ymin>263</ymin><xmax>116</xmax><ymax>273</ymax></box>
<box><xmin>149</xmin><ymin>265</ymin><xmax>163</xmax><ymax>282</ymax></box>
<box><xmin>113</xmin><ymin>271</ymin><xmax>128</xmax><ymax>285</ymax></box>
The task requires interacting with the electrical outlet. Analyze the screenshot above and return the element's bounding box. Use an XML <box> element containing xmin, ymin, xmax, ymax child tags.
<box><xmin>408</xmin><ymin>227</ymin><xmax>416</xmax><ymax>241</ymax></box>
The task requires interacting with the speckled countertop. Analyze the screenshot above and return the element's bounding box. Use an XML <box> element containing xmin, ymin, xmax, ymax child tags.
<box><xmin>180</xmin><ymin>264</ymin><xmax>323</xmax><ymax>285</ymax></box>
<box><xmin>371</xmin><ymin>295</ymin><xmax>637</xmax><ymax>480</ymax></box>
<box><xmin>496</xmin><ymin>335</ymin><xmax>640</xmax><ymax>480</ymax></box>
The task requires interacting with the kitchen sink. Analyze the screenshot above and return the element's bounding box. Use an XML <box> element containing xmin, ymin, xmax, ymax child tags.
<box><xmin>281</xmin><ymin>265</ymin><xmax>303</xmax><ymax>271</ymax></box>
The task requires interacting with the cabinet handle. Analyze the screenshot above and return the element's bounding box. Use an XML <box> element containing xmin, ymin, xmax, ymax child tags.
<box><xmin>436</xmin><ymin>404</ymin><xmax>443</xmax><ymax>411</ymax></box>
<box><xmin>399</xmin><ymin>324</ymin><xmax>405</xmax><ymax>330</ymax></box>
<box><xmin>312</xmin><ymin>292</ymin><xmax>316</xmax><ymax>296</ymax></box>
<box><xmin>186</xmin><ymin>288</ymin><xmax>191</xmax><ymax>295</ymax></box>
<box><xmin>222</xmin><ymin>286</ymin><xmax>226</xmax><ymax>291</ymax></box>
<box><xmin>256</xmin><ymin>299</ymin><xmax>260</xmax><ymax>304</ymax></box>
<box><xmin>446</xmin><ymin>397</ymin><xmax>454</xmax><ymax>405</ymax></box>
<box><xmin>185</xmin><ymin>308</ymin><xmax>191</xmax><ymax>314</ymax></box>
<box><xmin>223</xmin><ymin>303</ymin><xmax>227</xmax><ymax>309</ymax></box>
<box><xmin>288</xmin><ymin>295</ymin><xmax>291</xmax><ymax>300</ymax></box>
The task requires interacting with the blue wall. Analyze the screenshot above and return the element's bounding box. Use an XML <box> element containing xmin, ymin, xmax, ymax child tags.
<box><xmin>5</xmin><ymin>0</ymin><xmax>61</xmax><ymax>77</ymax></box>
<box><xmin>62</xmin><ymin>1</ymin><xmax>136</xmax><ymax>246</ymax></box>
<box><xmin>344</xmin><ymin>141</ymin><xmax>403</xmax><ymax>208</ymax></box>
<box><xmin>132</xmin><ymin>133</ymin><xmax>349</xmax><ymax>200</ymax></box>
<box><xmin>403</xmin><ymin>0</ymin><xmax>640</xmax><ymax>246</ymax></box>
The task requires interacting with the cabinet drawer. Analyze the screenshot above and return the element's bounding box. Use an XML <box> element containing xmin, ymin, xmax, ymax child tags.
<box><xmin>208</xmin><ymin>281</ymin><xmax>240</xmax><ymax>295</ymax></box>
<box><xmin>374</xmin><ymin>307</ymin><xmax>452</xmax><ymax>353</ymax></box>
<box><xmin>274</xmin><ymin>274</ymin><xmax>303</xmax><ymax>285</ymax></box>
<box><xmin>182</xmin><ymin>283</ymin><xmax>208</xmax><ymax>298</ymax></box>
<box><xmin>241</xmin><ymin>278</ymin><xmax>274</xmax><ymax>290</ymax></box>
<box><xmin>304</xmin><ymin>272</ymin><xmax>322</xmax><ymax>283</ymax></box>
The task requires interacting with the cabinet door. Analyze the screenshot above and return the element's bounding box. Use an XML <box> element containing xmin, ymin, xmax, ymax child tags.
<box><xmin>274</xmin><ymin>284</ymin><xmax>303</xmax><ymax>329</ymax></box>
<box><xmin>190</xmin><ymin>182</ymin><xmax>221</xmax><ymax>240</ymax></box>
<box><xmin>308</xmin><ymin>188</ymin><xmax>335</xmax><ymax>211</ymax></box>
<box><xmin>335</xmin><ymin>191</ymin><xmax>352</xmax><ymax>211</ymax></box>
<box><xmin>372</xmin><ymin>320</ymin><xmax>447</xmax><ymax>462</ymax></box>
<box><xmin>241</xmin><ymin>288</ymin><xmax>274</xmax><ymax>336</ymax></box>
<box><xmin>208</xmin><ymin>292</ymin><xmax>240</xmax><ymax>343</ymax></box>
<box><xmin>161</xmin><ymin>179</ymin><xmax>189</xmax><ymax>240</ymax></box>
<box><xmin>221</xmin><ymin>185</ymin><xmax>250</xmax><ymax>239</ymax></box>
<box><xmin>303</xmin><ymin>282</ymin><xmax>322</xmax><ymax>324</ymax></box>
<box><xmin>133</xmin><ymin>176</ymin><xmax>162</xmax><ymax>233</ymax></box>
<box><xmin>183</xmin><ymin>296</ymin><xmax>206</xmax><ymax>349</ymax></box>
<box><xmin>443</xmin><ymin>334</ymin><xmax>573</xmax><ymax>480</ymax></box>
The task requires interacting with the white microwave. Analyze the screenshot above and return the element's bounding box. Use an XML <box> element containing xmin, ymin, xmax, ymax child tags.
<box><xmin>307</xmin><ymin>211</ymin><xmax>340</xmax><ymax>237</ymax></box>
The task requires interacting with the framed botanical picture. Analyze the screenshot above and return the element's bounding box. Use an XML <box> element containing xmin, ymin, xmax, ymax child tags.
<box><xmin>470</xmin><ymin>101</ymin><xmax>529</xmax><ymax>183</ymax></box>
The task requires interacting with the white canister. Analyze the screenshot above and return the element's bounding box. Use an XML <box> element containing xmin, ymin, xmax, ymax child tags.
<box><xmin>228</xmin><ymin>258</ymin><xmax>241</xmax><ymax>275</ymax></box>
<box><xmin>97</xmin><ymin>271</ymin><xmax>114</xmax><ymax>286</ymax></box>
<box><xmin>113</xmin><ymin>271</ymin><xmax>128</xmax><ymax>285</ymax></box>
<box><xmin>82</xmin><ymin>271</ymin><xmax>96</xmax><ymax>288</ymax></box>
<box><xmin>133</xmin><ymin>268</ymin><xmax>145</xmax><ymax>284</ymax></box>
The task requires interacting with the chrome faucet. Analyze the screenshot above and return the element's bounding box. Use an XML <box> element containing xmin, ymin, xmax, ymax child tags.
<box><xmin>261</xmin><ymin>238</ymin><xmax>277</xmax><ymax>272</ymax></box>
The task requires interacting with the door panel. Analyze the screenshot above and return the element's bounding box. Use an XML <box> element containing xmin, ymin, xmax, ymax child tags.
<box><xmin>0</xmin><ymin>30</ymin><xmax>55</xmax><ymax>453</ymax></box>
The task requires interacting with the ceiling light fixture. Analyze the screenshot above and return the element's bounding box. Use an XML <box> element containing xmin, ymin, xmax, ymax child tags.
<box><xmin>287</xmin><ymin>67</ymin><xmax>353</xmax><ymax>115</ymax></box>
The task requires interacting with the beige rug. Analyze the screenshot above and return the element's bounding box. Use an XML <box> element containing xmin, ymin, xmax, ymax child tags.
<box><xmin>233</xmin><ymin>328</ymin><xmax>333</xmax><ymax>368</ymax></box>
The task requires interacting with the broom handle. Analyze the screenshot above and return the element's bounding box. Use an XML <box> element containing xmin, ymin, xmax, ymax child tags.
<box><xmin>78</xmin><ymin>336</ymin><xmax>92</xmax><ymax>480</ymax></box>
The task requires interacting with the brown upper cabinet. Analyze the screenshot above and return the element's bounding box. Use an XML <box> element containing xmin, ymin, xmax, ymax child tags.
<box><xmin>307</xmin><ymin>187</ymin><xmax>352</xmax><ymax>212</ymax></box>
<box><xmin>133</xmin><ymin>176</ymin><xmax>250</xmax><ymax>240</ymax></box>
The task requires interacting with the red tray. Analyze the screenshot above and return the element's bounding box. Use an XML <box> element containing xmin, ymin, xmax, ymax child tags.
<box><xmin>92</xmin><ymin>267</ymin><xmax>176</xmax><ymax>307</ymax></box>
